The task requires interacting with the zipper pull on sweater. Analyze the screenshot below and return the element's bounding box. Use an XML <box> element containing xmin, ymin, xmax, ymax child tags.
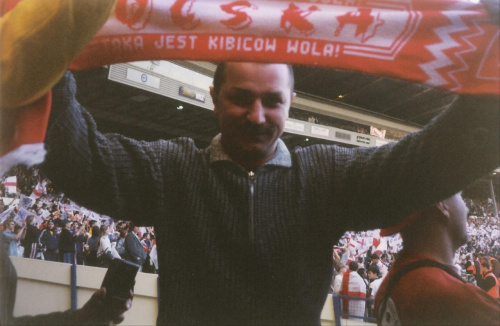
<box><xmin>248</xmin><ymin>171</ymin><xmax>255</xmax><ymax>246</ymax></box>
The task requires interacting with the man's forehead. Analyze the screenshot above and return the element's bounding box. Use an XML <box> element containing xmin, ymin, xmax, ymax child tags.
<box><xmin>224</xmin><ymin>63</ymin><xmax>291</xmax><ymax>85</ymax></box>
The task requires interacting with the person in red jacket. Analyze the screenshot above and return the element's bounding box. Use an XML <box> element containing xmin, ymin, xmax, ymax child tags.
<box><xmin>374</xmin><ymin>193</ymin><xmax>500</xmax><ymax>325</ymax></box>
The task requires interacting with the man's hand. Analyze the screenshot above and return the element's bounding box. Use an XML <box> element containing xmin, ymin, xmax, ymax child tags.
<box><xmin>75</xmin><ymin>287</ymin><xmax>133</xmax><ymax>325</ymax></box>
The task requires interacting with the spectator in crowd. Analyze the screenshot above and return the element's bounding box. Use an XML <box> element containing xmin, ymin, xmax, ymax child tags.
<box><xmin>488</xmin><ymin>256</ymin><xmax>500</xmax><ymax>278</ymax></box>
<box><xmin>364</xmin><ymin>246</ymin><xmax>374</xmax><ymax>270</ymax></box>
<box><xmin>96</xmin><ymin>224</ymin><xmax>118</xmax><ymax>268</ymax></box>
<box><xmin>339</xmin><ymin>247</ymin><xmax>349</xmax><ymax>266</ymax></box>
<box><xmin>367</xmin><ymin>264</ymin><xmax>383</xmax><ymax>299</ymax></box>
<box><xmin>115</xmin><ymin>223</ymin><xmax>128</xmax><ymax>259</ymax></box>
<box><xmin>149</xmin><ymin>237</ymin><xmax>159</xmax><ymax>273</ymax></box>
<box><xmin>107</xmin><ymin>222</ymin><xmax>119</xmax><ymax>243</ymax></box>
<box><xmin>366</xmin><ymin>264</ymin><xmax>382</xmax><ymax>319</ymax></box>
<box><xmin>72</xmin><ymin>210</ymin><xmax>81</xmax><ymax>222</ymax></box>
<box><xmin>22</xmin><ymin>215</ymin><xmax>40</xmax><ymax>259</ymax></box>
<box><xmin>472</xmin><ymin>252</ymin><xmax>483</xmax><ymax>284</ymax></box>
<box><xmin>124</xmin><ymin>222</ymin><xmax>147</xmax><ymax>271</ymax></box>
<box><xmin>374</xmin><ymin>193</ymin><xmax>500</xmax><ymax>325</ymax></box>
<box><xmin>332</xmin><ymin>248</ymin><xmax>341</xmax><ymax>272</ymax></box>
<box><xmin>465</xmin><ymin>254</ymin><xmax>476</xmax><ymax>275</ymax></box>
<box><xmin>59</xmin><ymin>219</ymin><xmax>76</xmax><ymax>264</ymax></box>
<box><xmin>38</xmin><ymin>61</ymin><xmax>498</xmax><ymax>325</ymax></box>
<box><xmin>140</xmin><ymin>231</ymin><xmax>156</xmax><ymax>273</ymax></box>
<box><xmin>72</xmin><ymin>221</ymin><xmax>87</xmax><ymax>265</ymax></box>
<box><xmin>39</xmin><ymin>219</ymin><xmax>59</xmax><ymax>261</ymax></box>
<box><xmin>86</xmin><ymin>225</ymin><xmax>100</xmax><ymax>267</ymax></box>
<box><xmin>380</xmin><ymin>253</ymin><xmax>390</xmax><ymax>269</ymax></box>
<box><xmin>340</xmin><ymin>261</ymin><xmax>366</xmax><ymax>321</ymax></box>
<box><xmin>88</xmin><ymin>220</ymin><xmax>97</xmax><ymax>235</ymax></box>
<box><xmin>478</xmin><ymin>261</ymin><xmax>499</xmax><ymax>300</ymax></box>
<box><xmin>370</xmin><ymin>253</ymin><xmax>388</xmax><ymax>278</ymax></box>
<box><xmin>2</xmin><ymin>218</ymin><xmax>26</xmax><ymax>257</ymax></box>
<box><xmin>369</xmin><ymin>254</ymin><xmax>381</xmax><ymax>276</ymax></box>
<box><xmin>332</xmin><ymin>264</ymin><xmax>346</xmax><ymax>295</ymax></box>
<box><xmin>58</xmin><ymin>219</ymin><xmax>87</xmax><ymax>264</ymax></box>
<box><xmin>140</xmin><ymin>232</ymin><xmax>152</xmax><ymax>254</ymax></box>
<box><xmin>357</xmin><ymin>267</ymin><xmax>367</xmax><ymax>282</ymax></box>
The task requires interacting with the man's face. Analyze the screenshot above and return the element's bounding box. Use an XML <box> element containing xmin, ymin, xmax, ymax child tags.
<box><xmin>367</xmin><ymin>270</ymin><xmax>376</xmax><ymax>280</ymax></box>
<box><xmin>210</xmin><ymin>63</ymin><xmax>294</xmax><ymax>166</ymax></box>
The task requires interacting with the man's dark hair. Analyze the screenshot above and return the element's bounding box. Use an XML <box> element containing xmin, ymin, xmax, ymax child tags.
<box><xmin>367</xmin><ymin>264</ymin><xmax>380</xmax><ymax>276</ymax></box>
<box><xmin>371</xmin><ymin>253</ymin><xmax>380</xmax><ymax>260</ymax></box>
<box><xmin>348</xmin><ymin>261</ymin><xmax>358</xmax><ymax>271</ymax></box>
<box><xmin>212</xmin><ymin>62</ymin><xmax>295</xmax><ymax>96</ymax></box>
<box><xmin>91</xmin><ymin>226</ymin><xmax>100</xmax><ymax>237</ymax></box>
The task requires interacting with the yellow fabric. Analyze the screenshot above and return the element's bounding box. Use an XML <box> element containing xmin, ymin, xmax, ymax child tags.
<box><xmin>0</xmin><ymin>0</ymin><xmax>116</xmax><ymax>108</ymax></box>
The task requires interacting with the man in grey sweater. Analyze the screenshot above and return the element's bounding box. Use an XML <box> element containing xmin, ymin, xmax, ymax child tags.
<box><xmin>42</xmin><ymin>62</ymin><xmax>499</xmax><ymax>325</ymax></box>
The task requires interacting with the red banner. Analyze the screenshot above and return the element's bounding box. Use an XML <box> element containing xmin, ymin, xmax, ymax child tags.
<box><xmin>0</xmin><ymin>0</ymin><xmax>498</xmax><ymax>174</ymax></box>
<box><xmin>69</xmin><ymin>0</ymin><xmax>499</xmax><ymax>95</ymax></box>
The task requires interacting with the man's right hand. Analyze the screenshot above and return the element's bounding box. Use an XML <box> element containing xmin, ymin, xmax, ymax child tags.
<box><xmin>74</xmin><ymin>287</ymin><xmax>133</xmax><ymax>325</ymax></box>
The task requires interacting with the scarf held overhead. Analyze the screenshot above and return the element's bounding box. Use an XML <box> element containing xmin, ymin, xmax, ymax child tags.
<box><xmin>0</xmin><ymin>0</ymin><xmax>498</xmax><ymax>174</ymax></box>
<box><xmin>73</xmin><ymin>0</ymin><xmax>499</xmax><ymax>95</ymax></box>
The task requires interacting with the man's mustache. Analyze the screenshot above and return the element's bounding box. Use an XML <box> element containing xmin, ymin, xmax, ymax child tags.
<box><xmin>241</xmin><ymin>123</ymin><xmax>270</xmax><ymax>135</ymax></box>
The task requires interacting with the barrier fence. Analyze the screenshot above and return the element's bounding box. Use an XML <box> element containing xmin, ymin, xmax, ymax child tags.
<box><xmin>332</xmin><ymin>294</ymin><xmax>377</xmax><ymax>326</ymax></box>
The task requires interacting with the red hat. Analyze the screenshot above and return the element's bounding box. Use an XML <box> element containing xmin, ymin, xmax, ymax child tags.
<box><xmin>380</xmin><ymin>212</ymin><xmax>422</xmax><ymax>237</ymax></box>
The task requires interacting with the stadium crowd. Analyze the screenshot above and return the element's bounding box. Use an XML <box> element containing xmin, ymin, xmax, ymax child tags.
<box><xmin>1</xmin><ymin>165</ymin><xmax>158</xmax><ymax>273</ymax></box>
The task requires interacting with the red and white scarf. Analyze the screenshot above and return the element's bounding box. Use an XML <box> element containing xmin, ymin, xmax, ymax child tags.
<box><xmin>340</xmin><ymin>269</ymin><xmax>367</xmax><ymax>318</ymax></box>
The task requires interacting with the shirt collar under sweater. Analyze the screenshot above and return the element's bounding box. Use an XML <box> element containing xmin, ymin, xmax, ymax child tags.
<box><xmin>208</xmin><ymin>133</ymin><xmax>292</xmax><ymax>168</ymax></box>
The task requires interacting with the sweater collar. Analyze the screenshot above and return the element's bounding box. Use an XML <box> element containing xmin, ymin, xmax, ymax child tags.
<box><xmin>209</xmin><ymin>134</ymin><xmax>292</xmax><ymax>168</ymax></box>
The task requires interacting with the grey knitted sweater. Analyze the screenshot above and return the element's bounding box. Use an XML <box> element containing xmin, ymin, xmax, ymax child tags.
<box><xmin>43</xmin><ymin>72</ymin><xmax>498</xmax><ymax>325</ymax></box>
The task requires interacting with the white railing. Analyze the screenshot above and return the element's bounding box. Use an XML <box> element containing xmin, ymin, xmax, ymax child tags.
<box><xmin>11</xmin><ymin>257</ymin><xmax>346</xmax><ymax>325</ymax></box>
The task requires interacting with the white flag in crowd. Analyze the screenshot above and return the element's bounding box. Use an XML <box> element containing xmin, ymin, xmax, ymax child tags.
<box><xmin>30</xmin><ymin>181</ymin><xmax>47</xmax><ymax>200</ymax></box>
<box><xmin>19</xmin><ymin>194</ymin><xmax>33</xmax><ymax>209</ymax></box>
<box><xmin>4</xmin><ymin>176</ymin><xmax>17</xmax><ymax>194</ymax></box>
<box><xmin>13</xmin><ymin>208</ymin><xmax>31</xmax><ymax>226</ymax></box>
<box><xmin>0</xmin><ymin>206</ymin><xmax>15</xmax><ymax>224</ymax></box>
